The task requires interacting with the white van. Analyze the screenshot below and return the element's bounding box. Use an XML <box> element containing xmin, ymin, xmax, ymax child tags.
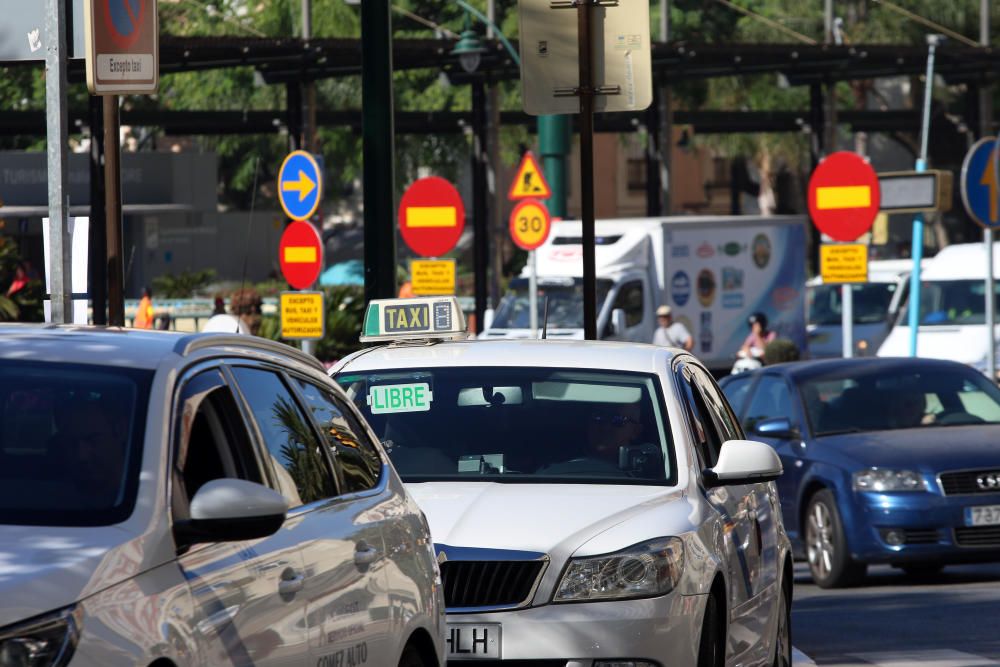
<box><xmin>877</xmin><ymin>243</ymin><xmax>1000</xmax><ymax>367</ymax></box>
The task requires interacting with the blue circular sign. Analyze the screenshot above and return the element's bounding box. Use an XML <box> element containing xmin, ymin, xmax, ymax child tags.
<box><xmin>109</xmin><ymin>0</ymin><xmax>142</xmax><ymax>38</ymax></box>
<box><xmin>671</xmin><ymin>271</ymin><xmax>691</xmax><ymax>307</ymax></box>
<box><xmin>961</xmin><ymin>137</ymin><xmax>1000</xmax><ymax>229</ymax></box>
<box><xmin>278</xmin><ymin>151</ymin><xmax>323</xmax><ymax>221</ymax></box>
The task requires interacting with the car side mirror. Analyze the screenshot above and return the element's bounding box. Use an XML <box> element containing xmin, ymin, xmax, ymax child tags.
<box><xmin>704</xmin><ymin>439</ymin><xmax>783</xmax><ymax>487</ymax></box>
<box><xmin>174</xmin><ymin>478</ymin><xmax>288</xmax><ymax>549</ymax></box>
<box><xmin>610</xmin><ymin>308</ymin><xmax>628</xmax><ymax>336</ymax></box>
<box><xmin>752</xmin><ymin>417</ymin><xmax>800</xmax><ymax>440</ymax></box>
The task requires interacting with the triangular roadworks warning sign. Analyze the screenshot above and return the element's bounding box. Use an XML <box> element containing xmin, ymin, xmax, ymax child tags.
<box><xmin>508</xmin><ymin>151</ymin><xmax>551</xmax><ymax>201</ymax></box>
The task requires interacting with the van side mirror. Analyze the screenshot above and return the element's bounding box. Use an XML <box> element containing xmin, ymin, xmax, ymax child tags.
<box><xmin>610</xmin><ymin>308</ymin><xmax>628</xmax><ymax>336</ymax></box>
<box><xmin>174</xmin><ymin>478</ymin><xmax>288</xmax><ymax>549</ymax></box>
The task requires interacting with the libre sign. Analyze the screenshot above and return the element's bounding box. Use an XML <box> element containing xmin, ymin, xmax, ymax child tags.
<box><xmin>807</xmin><ymin>152</ymin><xmax>881</xmax><ymax>242</ymax></box>
<box><xmin>85</xmin><ymin>0</ymin><xmax>159</xmax><ymax>95</ymax></box>
<box><xmin>398</xmin><ymin>177</ymin><xmax>466</xmax><ymax>257</ymax></box>
<box><xmin>279</xmin><ymin>220</ymin><xmax>323</xmax><ymax>290</ymax></box>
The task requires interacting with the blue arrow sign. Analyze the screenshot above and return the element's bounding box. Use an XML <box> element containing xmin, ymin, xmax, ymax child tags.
<box><xmin>961</xmin><ymin>137</ymin><xmax>1000</xmax><ymax>229</ymax></box>
<box><xmin>278</xmin><ymin>151</ymin><xmax>323</xmax><ymax>221</ymax></box>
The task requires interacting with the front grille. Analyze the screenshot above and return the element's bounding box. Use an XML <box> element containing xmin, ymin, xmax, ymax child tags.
<box><xmin>955</xmin><ymin>526</ymin><xmax>1000</xmax><ymax>547</ymax></box>
<box><xmin>903</xmin><ymin>529</ymin><xmax>940</xmax><ymax>545</ymax></box>
<box><xmin>939</xmin><ymin>470</ymin><xmax>1000</xmax><ymax>496</ymax></box>
<box><xmin>441</xmin><ymin>560</ymin><xmax>545</xmax><ymax>609</ymax></box>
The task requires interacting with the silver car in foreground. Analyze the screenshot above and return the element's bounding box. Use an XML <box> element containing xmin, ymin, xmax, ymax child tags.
<box><xmin>0</xmin><ymin>325</ymin><xmax>444</xmax><ymax>667</ymax></box>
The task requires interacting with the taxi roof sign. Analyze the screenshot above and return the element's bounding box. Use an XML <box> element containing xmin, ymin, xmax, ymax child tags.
<box><xmin>361</xmin><ymin>297</ymin><xmax>467</xmax><ymax>344</ymax></box>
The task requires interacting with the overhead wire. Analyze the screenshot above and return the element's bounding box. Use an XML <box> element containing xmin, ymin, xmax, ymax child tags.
<box><xmin>871</xmin><ymin>0</ymin><xmax>980</xmax><ymax>48</ymax></box>
<box><xmin>712</xmin><ymin>0</ymin><xmax>818</xmax><ymax>45</ymax></box>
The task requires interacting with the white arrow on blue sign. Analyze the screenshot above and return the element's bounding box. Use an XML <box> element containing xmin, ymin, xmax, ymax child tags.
<box><xmin>278</xmin><ymin>150</ymin><xmax>323</xmax><ymax>221</ymax></box>
<box><xmin>961</xmin><ymin>136</ymin><xmax>1000</xmax><ymax>229</ymax></box>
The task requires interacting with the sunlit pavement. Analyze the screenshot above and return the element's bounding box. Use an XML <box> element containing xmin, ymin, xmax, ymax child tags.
<box><xmin>791</xmin><ymin>562</ymin><xmax>1000</xmax><ymax>665</ymax></box>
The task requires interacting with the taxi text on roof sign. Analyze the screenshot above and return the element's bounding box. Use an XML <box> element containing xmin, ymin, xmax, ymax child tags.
<box><xmin>361</xmin><ymin>297</ymin><xmax>467</xmax><ymax>343</ymax></box>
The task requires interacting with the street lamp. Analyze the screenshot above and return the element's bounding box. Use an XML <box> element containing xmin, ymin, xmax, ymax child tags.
<box><xmin>450</xmin><ymin>16</ymin><xmax>487</xmax><ymax>73</ymax></box>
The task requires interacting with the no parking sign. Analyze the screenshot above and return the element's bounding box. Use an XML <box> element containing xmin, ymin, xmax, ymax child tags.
<box><xmin>85</xmin><ymin>0</ymin><xmax>159</xmax><ymax>95</ymax></box>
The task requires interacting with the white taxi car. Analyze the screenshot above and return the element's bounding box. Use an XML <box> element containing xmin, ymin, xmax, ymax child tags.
<box><xmin>331</xmin><ymin>298</ymin><xmax>793</xmax><ymax>667</ymax></box>
<box><xmin>0</xmin><ymin>325</ymin><xmax>443</xmax><ymax>667</ymax></box>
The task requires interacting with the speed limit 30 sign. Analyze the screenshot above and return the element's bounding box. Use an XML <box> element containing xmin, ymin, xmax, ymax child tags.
<box><xmin>509</xmin><ymin>199</ymin><xmax>552</xmax><ymax>251</ymax></box>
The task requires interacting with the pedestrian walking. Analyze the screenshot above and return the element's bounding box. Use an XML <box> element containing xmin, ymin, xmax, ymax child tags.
<box><xmin>652</xmin><ymin>305</ymin><xmax>693</xmax><ymax>351</ymax></box>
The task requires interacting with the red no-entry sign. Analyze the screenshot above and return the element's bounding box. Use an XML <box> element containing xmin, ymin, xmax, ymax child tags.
<box><xmin>398</xmin><ymin>177</ymin><xmax>466</xmax><ymax>257</ymax></box>
<box><xmin>279</xmin><ymin>221</ymin><xmax>323</xmax><ymax>290</ymax></box>
<box><xmin>807</xmin><ymin>151</ymin><xmax>881</xmax><ymax>242</ymax></box>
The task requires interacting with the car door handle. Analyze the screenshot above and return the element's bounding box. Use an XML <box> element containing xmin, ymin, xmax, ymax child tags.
<box><xmin>354</xmin><ymin>545</ymin><xmax>380</xmax><ymax>567</ymax></box>
<box><xmin>278</xmin><ymin>569</ymin><xmax>305</xmax><ymax>596</ymax></box>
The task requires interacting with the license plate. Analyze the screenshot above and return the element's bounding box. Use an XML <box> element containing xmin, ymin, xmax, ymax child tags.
<box><xmin>446</xmin><ymin>623</ymin><xmax>501</xmax><ymax>660</ymax></box>
<box><xmin>965</xmin><ymin>505</ymin><xmax>1000</xmax><ymax>526</ymax></box>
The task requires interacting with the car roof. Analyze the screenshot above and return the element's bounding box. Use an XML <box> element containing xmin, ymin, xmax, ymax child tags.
<box><xmin>337</xmin><ymin>339</ymin><xmax>680</xmax><ymax>375</ymax></box>
<box><xmin>726</xmin><ymin>357</ymin><xmax>974</xmax><ymax>384</ymax></box>
<box><xmin>0</xmin><ymin>324</ymin><xmax>324</xmax><ymax>372</ymax></box>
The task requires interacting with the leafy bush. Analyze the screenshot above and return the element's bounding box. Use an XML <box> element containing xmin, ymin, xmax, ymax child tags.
<box><xmin>763</xmin><ymin>338</ymin><xmax>801</xmax><ymax>365</ymax></box>
<box><xmin>152</xmin><ymin>269</ymin><xmax>216</xmax><ymax>298</ymax></box>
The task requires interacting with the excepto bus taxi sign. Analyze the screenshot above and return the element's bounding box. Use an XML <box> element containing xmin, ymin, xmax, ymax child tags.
<box><xmin>361</xmin><ymin>297</ymin><xmax>467</xmax><ymax>343</ymax></box>
<box><xmin>280</xmin><ymin>291</ymin><xmax>324</xmax><ymax>339</ymax></box>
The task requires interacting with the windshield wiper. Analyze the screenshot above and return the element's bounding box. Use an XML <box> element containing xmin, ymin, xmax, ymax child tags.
<box><xmin>816</xmin><ymin>428</ymin><xmax>863</xmax><ymax>436</ymax></box>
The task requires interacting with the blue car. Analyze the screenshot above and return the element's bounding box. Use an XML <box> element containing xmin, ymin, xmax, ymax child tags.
<box><xmin>719</xmin><ymin>357</ymin><xmax>1000</xmax><ymax>588</ymax></box>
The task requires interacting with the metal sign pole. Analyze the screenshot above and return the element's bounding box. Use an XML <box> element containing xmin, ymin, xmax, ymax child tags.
<box><xmin>578</xmin><ymin>0</ymin><xmax>597</xmax><ymax>340</ymax></box>
<box><xmin>529</xmin><ymin>250</ymin><xmax>539</xmax><ymax>338</ymax></box>
<box><xmin>841</xmin><ymin>284</ymin><xmax>854</xmax><ymax>358</ymax></box>
<box><xmin>104</xmin><ymin>96</ymin><xmax>125</xmax><ymax>326</ymax></box>
<box><xmin>45</xmin><ymin>0</ymin><xmax>73</xmax><ymax>324</ymax></box>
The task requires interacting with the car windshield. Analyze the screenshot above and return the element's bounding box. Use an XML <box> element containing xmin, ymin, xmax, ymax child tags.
<box><xmin>910</xmin><ymin>279</ymin><xmax>1000</xmax><ymax>326</ymax></box>
<box><xmin>490</xmin><ymin>278</ymin><xmax>613</xmax><ymax>329</ymax></box>
<box><xmin>808</xmin><ymin>283</ymin><xmax>896</xmax><ymax>326</ymax></box>
<box><xmin>0</xmin><ymin>362</ymin><xmax>152</xmax><ymax>527</ymax></box>
<box><xmin>802</xmin><ymin>365</ymin><xmax>1000</xmax><ymax>436</ymax></box>
<box><xmin>336</xmin><ymin>367</ymin><xmax>674</xmax><ymax>485</ymax></box>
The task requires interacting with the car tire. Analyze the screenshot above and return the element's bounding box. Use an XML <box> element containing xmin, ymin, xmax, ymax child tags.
<box><xmin>901</xmin><ymin>563</ymin><xmax>945</xmax><ymax>579</ymax></box>
<box><xmin>697</xmin><ymin>592</ymin><xmax>724</xmax><ymax>667</ymax></box>
<box><xmin>398</xmin><ymin>643</ymin><xmax>427</xmax><ymax>667</ymax></box>
<box><xmin>772</xmin><ymin>577</ymin><xmax>792</xmax><ymax>667</ymax></box>
<box><xmin>804</xmin><ymin>489</ymin><xmax>866</xmax><ymax>588</ymax></box>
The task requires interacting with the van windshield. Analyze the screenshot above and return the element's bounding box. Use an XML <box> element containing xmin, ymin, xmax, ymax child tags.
<box><xmin>912</xmin><ymin>280</ymin><xmax>1000</xmax><ymax>326</ymax></box>
<box><xmin>808</xmin><ymin>283</ymin><xmax>896</xmax><ymax>326</ymax></box>
<box><xmin>491</xmin><ymin>278</ymin><xmax>612</xmax><ymax>330</ymax></box>
<box><xmin>0</xmin><ymin>362</ymin><xmax>152</xmax><ymax>527</ymax></box>
<box><xmin>335</xmin><ymin>366</ymin><xmax>675</xmax><ymax>485</ymax></box>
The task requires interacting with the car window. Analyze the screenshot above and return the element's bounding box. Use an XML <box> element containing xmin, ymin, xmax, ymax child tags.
<box><xmin>0</xmin><ymin>362</ymin><xmax>152</xmax><ymax>527</ymax></box>
<box><xmin>679</xmin><ymin>367</ymin><xmax>723</xmax><ymax>469</ymax></box>
<box><xmin>693</xmin><ymin>367</ymin><xmax>744</xmax><ymax>443</ymax></box>
<box><xmin>614</xmin><ymin>280</ymin><xmax>644</xmax><ymax>328</ymax></box>
<box><xmin>720</xmin><ymin>375</ymin><xmax>754</xmax><ymax>420</ymax></box>
<box><xmin>295</xmin><ymin>379</ymin><xmax>383</xmax><ymax>494</ymax></box>
<box><xmin>336</xmin><ymin>366</ymin><xmax>674</xmax><ymax>485</ymax></box>
<box><xmin>231</xmin><ymin>367</ymin><xmax>337</xmax><ymax>507</ymax></box>
<box><xmin>744</xmin><ymin>375</ymin><xmax>795</xmax><ymax>433</ymax></box>
<box><xmin>174</xmin><ymin>370</ymin><xmax>263</xmax><ymax>513</ymax></box>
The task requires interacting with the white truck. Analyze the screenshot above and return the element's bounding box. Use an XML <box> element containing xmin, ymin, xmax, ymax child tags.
<box><xmin>482</xmin><ymin>215</ymin><xmax>809</xmax><ymax>372</ymax></box>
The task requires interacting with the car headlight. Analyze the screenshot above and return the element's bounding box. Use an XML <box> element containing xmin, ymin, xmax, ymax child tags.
<box><xmin>554</xmin><ymin>537</ymin><xmax>684</xmax><ymax>603</ymax></box>
<box><xmin>853</xmin><ymin>468</ymin><xmax>927</xmax><ymax>492</ymax></box>
<box><xmin>0</xmin><ymin>606</ymin><xmax>81</xmax><ymax>667</ymax></box>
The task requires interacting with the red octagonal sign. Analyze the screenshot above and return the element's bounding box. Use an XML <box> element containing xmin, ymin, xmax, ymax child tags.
<box><xmin>280</xmin><ymin>220</ymin><xmax>323</xmax><ymax>290</ymax></box>
<box><xmin>807</xmin><ymin>151</ymin><xmax>881</xmax><ymax>242</ymax></box>
<box><xmin>398</xmin><ymin>177</ymin><xmax>466</xmax><ymax>257</ymax></box>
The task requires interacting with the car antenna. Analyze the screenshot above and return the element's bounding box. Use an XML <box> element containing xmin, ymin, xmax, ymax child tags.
<box><xmin>234</xmin><ymin>157</ymin><xmax>261</xmax><ymax>333</ymax></box>
<box><xmin>541</xmin><ymin>295</ymin><xmax>549</xmax><ymax>340</ymax></box>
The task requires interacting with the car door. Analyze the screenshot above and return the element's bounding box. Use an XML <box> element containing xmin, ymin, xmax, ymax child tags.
<box><xmin>228</xmin><ymin>366</ymin><xmax>392</xmax><ymax>667</ymax></box>
<box><xmin>604</xmin><ymin>279</ymin><xmax>647</xmax><ymax>341</ymax></box>
<box><xmin>692</xmin><ymin>366</ymin><xmax>781</xmax><ymax>665</ymax></box>
<box><xmin>677</xmin><ymin>363</ymin><xmax>760</xmax><ymax>664</ymax></box>
<box><xmin>741</xmin><ymin>373</ymin><xmax>808</xmax><ymax>535</ymax></box>
<box><xmin>173</xmin><ymin>367</ymin><xmax>309</xmax><ymax>666</ymax></box>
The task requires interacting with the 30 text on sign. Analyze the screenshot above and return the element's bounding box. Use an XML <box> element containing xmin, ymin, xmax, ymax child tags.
<box><xmin>411</xmin><ymin>259</ymin><xmax>456</xmax><ymax>296</ymax></box>
<box><xmin>280</xmin><ymin>291</ymin><xmax>324</xmax><ymax>339</ymax></box>
<box><xmin>509</xmin><ymin>199</ymin><xmax>552</xmax><ymax>251</ymax></box>
<box><xmin>820</xmin><ymin>244</ymin><xmax>868</xmax><ymax>284</ymax></box>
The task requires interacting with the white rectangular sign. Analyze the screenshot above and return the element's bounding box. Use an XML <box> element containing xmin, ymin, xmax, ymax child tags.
<box><xmin>42</xmin><ymin>217</ymin><xmax>90</xmax><ymax>325</ymax></box>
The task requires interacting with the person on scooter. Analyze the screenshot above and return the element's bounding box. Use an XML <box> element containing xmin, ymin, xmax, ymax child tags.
<box><xmin>739</xmin><ymin>312</ymin><xmax>776</xmax><ymax>362</ymax></box>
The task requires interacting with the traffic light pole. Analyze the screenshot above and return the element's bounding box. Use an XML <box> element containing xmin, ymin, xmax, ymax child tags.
<box><xmin>578</xmin><ymin>1</ymin><xmax>597</xmax><ymax>340</ymax></box>
<box><xmin>362</xmin><ymin>0</ymin><xmax>398</xmax><ymax>303</ymax></box>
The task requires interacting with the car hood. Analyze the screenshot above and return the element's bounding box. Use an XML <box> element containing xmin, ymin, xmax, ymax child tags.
<box><xmin>816</xmin><ymin>424</ymin><xmax>1000</xmax><ymax>472</ymax></box>
<box><xmin>406</xmin><ymin>481</ymin><xmax>679</xmax><ymax>556</ymax></box>
<box><xmin>0</xmin><ymin>525</ymin><xmax>139</xmax><ymax>627</ymax></box>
